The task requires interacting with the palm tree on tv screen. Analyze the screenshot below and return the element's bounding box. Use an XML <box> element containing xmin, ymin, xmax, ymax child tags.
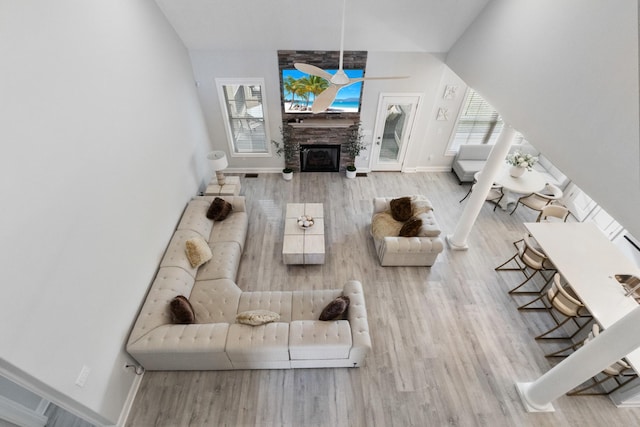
<box><xmin>297</xmin><ymin>88</ymin><xmax>309</xmax><ymax>109</ymax></box>
<box><xmin>300</xmin><ymin>76</ymin><xmax>329</xmax><ymax>108</ymax></box>
<box><xmin>283</xmin><ymin>76</ymin><xmax>299</xmax><ymax>106</ymax></box>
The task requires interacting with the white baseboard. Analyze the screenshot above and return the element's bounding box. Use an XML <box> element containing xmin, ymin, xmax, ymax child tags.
<box><xmin>397</xmin><ymin>166</ymin><xmax>451</xmax><ymax>173</ymax></box>
<box><xmin>414</xmin><ymin>166</ymin><xmax>453</xmax><ymax>173</ymax></box>
<box><xmin>116</xmin><ymin>371</ymin><xmax>144</xmax><ymax>427</ymax></box>
<box><xmin>225</xmin><ymin>167</ymin><xmax>283</xmax><ymax>174</ymax></box>
<box><xmin>221</xmin><ymin>166</ymin><xmax>453</xmax><ymax>175</ymax></box>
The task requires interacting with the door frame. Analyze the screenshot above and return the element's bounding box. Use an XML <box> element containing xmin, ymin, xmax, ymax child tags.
<box><xmin>369</xmin><ymin>93</ymin><xmax>422</xmax><ymax>172</ymax></box>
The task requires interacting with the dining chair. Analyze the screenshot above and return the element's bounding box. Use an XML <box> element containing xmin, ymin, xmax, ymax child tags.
<box><xmin>495</xmin><ymin>234</ymin><xmax>555</xmax><ymax>295</ymax></box>
<box><xmin>511</xmin><ymin>204</ymin><xmax>571</xmax><ymax>250</ymax></box>
<box><xmin>558</xmin><ymin>324</ymin><xmax>639</xmax><ymax>395</ymax></box>
<box><xmin>535</xmin><ymin>273</ymin><xmax>592</xmax><ymax>340</ymax></box>
<box><xmin>459</xmin><ymin>171</ymin><xmax>504</xmax><ymax>210</ymax></box>
<box><xmin>510</xmin><ymin>183</ymin><xmax>563</xmax><ymax>216</ymax></box>
<box><xmin>459</xmin><ymin>171</ymin><xmax>479</xmax><ymax>203</ymax></box>
<box><xmin>536</xmin><ymin>204</ymin><xmax>570</xmax><ymax>222</ymax></box>
<box><xmin>486</xmin><ymin>186</ymin><xmax>505</xmax><ymax>210</ymax></box>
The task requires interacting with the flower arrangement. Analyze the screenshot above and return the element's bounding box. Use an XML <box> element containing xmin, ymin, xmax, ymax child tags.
<box><xmin>506</xmin><ymin>151</ymin><xmax>538</xmax><ymax>170</ymax></box>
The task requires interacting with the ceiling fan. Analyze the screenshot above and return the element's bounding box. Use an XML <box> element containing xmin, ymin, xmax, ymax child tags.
<box><xmin>294</xmin><ymin>0</ymin><xmax>408</xmax><ymax>114</ymax></box>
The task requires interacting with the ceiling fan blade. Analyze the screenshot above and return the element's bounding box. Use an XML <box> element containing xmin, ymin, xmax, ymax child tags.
<box><xmin>331</xmin><ymin>76</ymin><xmax>410</xmax><ymax>91</ymax></box>
<box><xmin>311</xmin><ymin>85</ymin><xmax>340</xmax><ymax>114</ymax></box>
<box><xmin>294</xmin><ymin>63</ymin><xmax>333</xmax><ymax>81</ymax></box>
<box><xmin>347</xmin><ymin>76</ymin><xmax>410</xmax><ymax>84</ymax></box>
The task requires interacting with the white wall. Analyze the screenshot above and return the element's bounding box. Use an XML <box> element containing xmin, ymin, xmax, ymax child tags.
<box><xmin>189</xmin><ymin>50</ymin><xmax>284</xmax><ymax>172</ymax></box>
<box><xmin>414</xmin><ymin>64</ymin><xmax>468</xmax><ymax>171</ymax></box>
<box><xmin>0</xmin><ymin>1</ymin><xmax>210</xmax><ymax>424</ymax></box>
<box><xmin>190</xmin><ymin>50</ymin><xmax>460</xmax><ymax>173</ymax></box>
<box><xmin>359</xmin><ymin>52</ymin><xmax>462</xmax><ymax>172</ymax></box>
<box><xmin>446</xmin><ymin>0</ymin><xmax>640</xmax><ymax>237</ymax></box>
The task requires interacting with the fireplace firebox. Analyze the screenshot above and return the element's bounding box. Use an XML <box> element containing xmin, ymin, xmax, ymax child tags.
<box><xmin>300</xmin><ymin>144</ymin><xmax>341</xmax><ymax>172</ymax></box>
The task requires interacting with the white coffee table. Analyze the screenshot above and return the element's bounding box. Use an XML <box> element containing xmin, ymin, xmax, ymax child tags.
<box><xmin>283</xmin><ymin>203</ymin><xmax>325</xmax><ymax>265</ymax></box>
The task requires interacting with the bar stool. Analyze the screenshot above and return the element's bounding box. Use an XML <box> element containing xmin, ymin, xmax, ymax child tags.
<box><xmin>560</xmin><ymin>325</ymin><xmax>639</xmax><ymax>395</ymax></box>
<box><xmin>511</xmin><ymin>204</ymin><xmax>570</xmax><ymax>250</ymax></box>
<box><xmin>495</xmin><ymin>234</ymin><xmax>555</xmax><ymax>295</ymax></box>
<box><xmin>535</xmin><ymin>273</ymin><xmax>592</xmax><ymax>340</ymax></box>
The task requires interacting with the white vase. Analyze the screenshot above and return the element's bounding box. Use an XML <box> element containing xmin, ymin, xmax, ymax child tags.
<box><xmin>346</xmin><ymin>168</ymin><xmax>357</xmax><ymax>179</ymax></box>
<box><xmin>509</xmin><ymin>165</ymin><xmax>526</xmax><ymax>178</ymax></box>
<box><xmin>282</xmin><ymin>170</ymin><xmax>293</xmax><ymax>181</ymax></box>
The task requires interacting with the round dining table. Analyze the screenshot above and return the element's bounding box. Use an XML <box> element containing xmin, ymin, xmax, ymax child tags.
<box><xmin>493</xmin><ymin>166</ymin><xmax>547</xmax><ymax>209</ymax></box>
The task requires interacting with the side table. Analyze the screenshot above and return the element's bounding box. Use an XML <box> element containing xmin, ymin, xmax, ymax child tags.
<box><xmin>205</xmin><ymin>175</ymin><xmax>241</xmax><ymax>196</ymax></box>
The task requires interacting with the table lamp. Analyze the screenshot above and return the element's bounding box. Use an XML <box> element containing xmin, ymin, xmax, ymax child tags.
<box><xmin>207</xmin><ymin>151</ymin><xmax>228</xmax><ymax>186</ymax></box>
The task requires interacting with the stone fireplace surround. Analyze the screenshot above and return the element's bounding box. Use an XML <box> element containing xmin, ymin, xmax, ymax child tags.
<box><xmin>278</xmin><ymin>50</ymin><xmax>367</xmax><ymax>172</ymax></box>
<box><xmin>287</xmin><ymin>123</ymin><xmax>355</xmax><ymax>172</ymax></box>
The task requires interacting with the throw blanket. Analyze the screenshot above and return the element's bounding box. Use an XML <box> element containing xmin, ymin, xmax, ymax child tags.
<box><xmin>371</xmin><ymin>212</ymin><xmax>404</xmax><ymax>240</ymax></box>
<box><xmin>410</xmin><ymin>195</ymin><xmax>434</xmax><ymax>216</ymax></box>
<box><xmin>371</xmin><ymin>196</ymin><xmax>439</xmax><ymax>240</ymax></box>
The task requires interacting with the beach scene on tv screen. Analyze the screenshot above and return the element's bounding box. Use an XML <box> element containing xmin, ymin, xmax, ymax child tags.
<box><xmin>282</xmin><ymin>69</ymin><xmax>363</xmax><ymax>113</ymax></box>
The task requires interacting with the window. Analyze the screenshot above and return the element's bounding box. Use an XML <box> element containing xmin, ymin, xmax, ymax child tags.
<box><xmin>446</xmin><ymin>88</ymin><xmax>526</xmax><ymax>154</ymax></box>
<box><xmin>216</xmin><ymin>78</ymin><xmax>270</xmax><ymax>156</ymax></box>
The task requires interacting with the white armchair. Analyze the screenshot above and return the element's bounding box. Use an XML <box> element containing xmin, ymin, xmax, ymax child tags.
<box><xmin>370</xmin><ymin>196</ymin><xmax>444</xmax><ymax>267</ymax></box>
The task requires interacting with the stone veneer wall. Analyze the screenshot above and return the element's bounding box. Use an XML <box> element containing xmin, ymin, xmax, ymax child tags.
<box><xmin>287</xmin><ymin>125</ymin><xmax>355</xmax><ymax>172</ymax></box>
<box><xmin>277</xmin><ymin>50</ymin><xmax>366</xmax><ymax>172</ymax></box>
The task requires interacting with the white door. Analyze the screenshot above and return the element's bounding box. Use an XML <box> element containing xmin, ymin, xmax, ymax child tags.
<box><xmin>370</xmin><ymin>94</ymin><xmax>420</xmax><ymax>171</ymax></box>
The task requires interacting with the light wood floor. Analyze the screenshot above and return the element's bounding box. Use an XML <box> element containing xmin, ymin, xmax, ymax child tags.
<box><xmin>126</xmin><ymin>171</ymin><xmax>640</xmax><ymax>427</ymax></box>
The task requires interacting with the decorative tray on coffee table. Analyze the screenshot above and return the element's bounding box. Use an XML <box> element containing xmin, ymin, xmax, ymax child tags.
<box><xmin>297</xmin><ymin>215</ymin><xmax>315</xmax><ymax>229</ymax></box>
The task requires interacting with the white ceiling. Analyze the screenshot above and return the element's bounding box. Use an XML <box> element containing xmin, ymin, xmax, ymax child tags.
<box><xmin>155</xmin><ymin>0</ymin><xmax>490</xmax><ymax>53</ymax></box>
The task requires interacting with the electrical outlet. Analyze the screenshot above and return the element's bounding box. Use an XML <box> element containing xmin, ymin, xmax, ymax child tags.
<box><xmin>75</xmin><ymin>365</ymin><xmax>91</xmax><ymax>387</ymax></box>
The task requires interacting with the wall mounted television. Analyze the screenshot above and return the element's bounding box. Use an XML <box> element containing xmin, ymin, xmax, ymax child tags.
<box><xmin>281</xmin><ymin>69</ymin><xmax>364</xmax><ymax>113</ymax></box>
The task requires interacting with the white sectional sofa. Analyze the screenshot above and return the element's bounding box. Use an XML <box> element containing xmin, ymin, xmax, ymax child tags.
<box><xmin>126</xmin><ymin>195</ymin><xmax>371</xmax><ymax>370</ymax></box>
<box><xmin>451</xmin><ymin>143</ymin><xmax>570</xmax><ymax>188</ymax></box>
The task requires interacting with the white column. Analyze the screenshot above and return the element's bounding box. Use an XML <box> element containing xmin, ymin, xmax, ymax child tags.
<box><xmin>446</xmin><ymin>125</ymin><xmax>516</xmax><ymax>250</ymax></box>
<box><xmin>517</xmin><ymin>306</ymin><xmax>640</xmax><ymax>412</ymax></box>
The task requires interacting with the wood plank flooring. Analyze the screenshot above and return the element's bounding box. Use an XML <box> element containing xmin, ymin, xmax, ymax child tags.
<box><xmin>126</xmin><ymin>171</ymin><xmax>640</xmax><ymax>427</ymax></box>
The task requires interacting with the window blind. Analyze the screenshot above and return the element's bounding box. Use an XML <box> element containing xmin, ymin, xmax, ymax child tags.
<box><xmin>448</xmin><ymin>88</ymin><xmax>526</xmax><ymax>151</ymax></box>
<box><xmin>451</xmin><ymin>89</ymin><xmax>504</xmax><ymax>149</ymax></box>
